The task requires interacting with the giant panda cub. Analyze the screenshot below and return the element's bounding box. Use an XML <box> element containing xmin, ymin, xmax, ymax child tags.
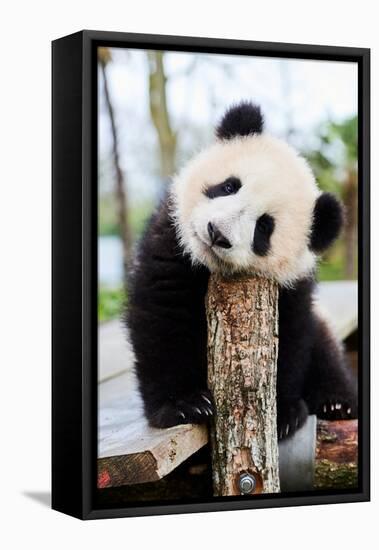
<box><xmin>127</xmin><ymin>102</ymin><xmax>357</xmax><ymax>439</ymax></box>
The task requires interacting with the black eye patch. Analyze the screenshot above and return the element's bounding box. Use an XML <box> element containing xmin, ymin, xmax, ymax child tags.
<box><xmin>204</xmin><ymin>176</ymin><xmax>242</xmax><ymax>199</ymax></box>
<box><xmin>252</xmin><ymin>214</ymin><xmax>275</xmax><ymax>256</ymax></box>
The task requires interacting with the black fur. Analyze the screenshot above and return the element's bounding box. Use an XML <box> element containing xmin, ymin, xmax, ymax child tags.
<box><xmin>253</xmin><ymin>214</ymin><xmax>275</xmax><ymax>256</ymax></box>
<box><xmin>216</xmin><ymin>102</ymin><xmax>264</xmax><ymax>140</ymax></box>
<box><xmin>310</xmin><ymin>192</ymin><xmax>344</xmax><ymax>253</ymax></box>
<box><xmin>126</xmin><ymin>199</ymin><xmax>214</xmax><ymax>428</ymax></box>
<box><xmin>127</xmin><ymin>199</ymin><xmax>357</xmax><ymax>437</ymax></box>
<box><xmin>276</xmin><ymin>278</ymin><xmax>356</xmax><ymax>439</ymax></box>
<box><xmin>204</xmin><ymin>176</ymin><xmax>242</xmax><ymax>199</ymax></box>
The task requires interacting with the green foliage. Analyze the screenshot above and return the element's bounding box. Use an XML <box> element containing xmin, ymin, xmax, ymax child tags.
<box><xmin>328</xmin><ymin>116</ymin><xmax>358</xmax><ymax>164</ymax></box>
<box><xmin>99</xmin><ymin>194</ymin><xmax>119</xmax><ymax>235</ymax></box>
<box><xmin>305</xmin><ymin>115</ymin><xmax>358</xmax><ymax>197</ymax></box>
<box><xmin>98</xmin><ymin>286</ymin><xmax>126</xmax><ymax>322</ymax></box>
<box><xmin>305</xmin><ymin>115</ymin><xmax>358</xmax><ymax>281</ymax></box>
<box><xmin>317</xmin><ymin>255</ymin><xmax>345</xmax><ymax>281</ymax></box>
<box><xmin>317</xmin><ymin>238</ymin><xmax>357</xmax><ymax>281</ymax></box>
<box><xmin>129</xmin><ymin>201</ymin><xmax>156</xmax><ymax>237</ymax></box>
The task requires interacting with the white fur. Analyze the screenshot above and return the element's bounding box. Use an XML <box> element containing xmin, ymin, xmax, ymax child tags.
<box><xmin>171</xmin><ymin>133</ymin><xmax>320</xmax><ymax>286</ymax></box>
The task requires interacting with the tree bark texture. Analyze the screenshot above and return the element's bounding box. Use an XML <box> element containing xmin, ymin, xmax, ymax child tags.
<box><xmin>206</xmin><ymin>274</ymin><xmax>280</xmax><ymax>496</ymax></box>
<box><xmin>315</xmin><ymin>419</ymin><xmax>358</xmax><ymax>489</ymax></box>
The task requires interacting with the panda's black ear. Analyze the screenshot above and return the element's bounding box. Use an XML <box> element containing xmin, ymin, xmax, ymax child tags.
<box><xmin>310</xmin><ymin>193</ymin><xmax>344</xmax><ymax>253</ymax></box>
<box><xmin>216</xmin><ymin>102</ymin><xmax>264</xmax><ymax>140</ymax></box>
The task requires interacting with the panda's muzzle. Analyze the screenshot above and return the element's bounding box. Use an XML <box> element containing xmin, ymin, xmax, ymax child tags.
<box><xmin>207</xmin><ymin>222</ymin><xmax>232</xmax><ymax>249</ymax></box>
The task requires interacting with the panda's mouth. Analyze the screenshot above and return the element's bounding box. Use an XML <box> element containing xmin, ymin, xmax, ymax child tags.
<box><xmin>195</xmin><ymin>233</ymin><xmax>217</xmax><ymax>255</ymax></box>
<box><xmin>192</xmin><ymin>229</ymin><xmax>231</xmax><ymax>267</ymax></box>
<box><xmin>196</xmin><ymin>233</ymin><xmax>212</xmax><ymax>250</ymax></box>
<box><xmin>193</xmin><ymin>229</ymin><xmax>218</xmax><ymax>251</ymax></box>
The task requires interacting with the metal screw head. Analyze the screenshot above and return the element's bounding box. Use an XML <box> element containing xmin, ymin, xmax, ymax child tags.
<box><xmin>239</xmin><ymin>473</ymin><xmax>256</xmax><ymax>495</ymax></box>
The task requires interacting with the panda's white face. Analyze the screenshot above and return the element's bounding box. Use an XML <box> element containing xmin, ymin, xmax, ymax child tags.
<box><xmin>171</xmin><ymin>134</ymin><xmax>320</xmax><ymax>286</ymax></box>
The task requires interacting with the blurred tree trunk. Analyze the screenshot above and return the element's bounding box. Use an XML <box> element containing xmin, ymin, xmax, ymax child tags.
<box><xmin>343</xmin><ymin>169</ymin><xmax>358</xmax><ymax>279</ymax></box>
<box><xmin>99</xmin><ymin>48</ymin><xmax>132</xmax><ymax>277</ymax></box>
<box><xmin>147</xmin><ymin>51</ymin><xmax>177</xmax><ymax>181</ymax></box>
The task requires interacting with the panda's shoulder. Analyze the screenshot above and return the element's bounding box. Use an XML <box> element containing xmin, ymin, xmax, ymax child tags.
<box><xmin>279</xmin><ymin>277</ymin><xmax>315</xmax><ymax>302</ymax></box>
<box><xmin>135</xmin><ymin>194</ymin><xmax>204</xmax><ymax>274</ymax></box>
<box><xmin>138</xmin><ymin>194</ymin><xmax>177</xmax><ymax>250</ymax></box>
<box><xmin>278</xmin><ymin>277</ymin><xmax>316</xmax><ymax>323</ymax></box>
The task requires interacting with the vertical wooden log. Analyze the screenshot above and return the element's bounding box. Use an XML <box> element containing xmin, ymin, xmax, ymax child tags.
<box><xmin>206</xmin><ymin>274</ymin><xmax>280</xmax><ymax>496</ymax></box>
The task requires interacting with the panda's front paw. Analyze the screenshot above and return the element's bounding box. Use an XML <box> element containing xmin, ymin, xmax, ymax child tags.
<box><xmin>316</xmin><ymin>398</ymin><xmax>357</xmax><ymax>420</ymax></box>
<box><xmin>147</xmin><ymin>389</ymin><xmax>215</xmax><ymax>429</ymax></box>
<box><xmin>277</xmin><ymin>398</ymin><xmax>309</xmax><ymax>440</ymax></box>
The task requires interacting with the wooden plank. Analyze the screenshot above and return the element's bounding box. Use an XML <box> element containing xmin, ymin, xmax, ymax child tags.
<box><xmin>98</xmin><ymin>320</ymin><xmax>134</xmax><ymax>382</ymax></box>
<box><xmin>98</xmin><ymin>372</ymin><xmax>208</xmax><ymax>487</ymax></box>
<box><xmin>98</xmin><ymin>424</ymin><xmax>208</xmax><ymax>488</ymax></box>
<box><xmin>98</xmin><ymin>453</ymin><xmax>159</xmax><ymax>488</ymax></box>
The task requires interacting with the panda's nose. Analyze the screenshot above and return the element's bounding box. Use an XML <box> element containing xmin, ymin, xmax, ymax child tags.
<box><xmin>207</xmin><ymin>222</ymin><xmax>232</xmax><ymax>249</ymax></box>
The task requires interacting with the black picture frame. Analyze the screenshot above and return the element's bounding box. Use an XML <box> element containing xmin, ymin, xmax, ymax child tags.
<box><xmin>52</xmin><ymin>30</ymin><xmax>370</xmax><ymax>520</ymax></box>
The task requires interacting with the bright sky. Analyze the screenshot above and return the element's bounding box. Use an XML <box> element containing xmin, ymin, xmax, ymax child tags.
<box><xmin>99</xmin><ymin>47</ymin><xmax>358</xmax><ymax>202</ymax></box>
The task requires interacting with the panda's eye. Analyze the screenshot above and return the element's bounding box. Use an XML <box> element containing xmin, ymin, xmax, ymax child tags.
<box><xmin>224</xmin><ymin>181</ymin><xmax>236</xmax><ymax>194</ymax></box>
<box><xmin>204</xmin><ymin>177</ymin><xmax>241</xmax><ymax>199</ymax></box>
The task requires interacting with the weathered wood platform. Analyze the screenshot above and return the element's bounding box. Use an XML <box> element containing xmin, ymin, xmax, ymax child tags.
<box><xmin>98</xmin><ymin>366</ymin><xmax>209</xmax><ymax>488</ymax></box>
<box><xmin>98</xmin><ymin>281</ymin><xmax>358</xmax><ymax>489</ymax></box>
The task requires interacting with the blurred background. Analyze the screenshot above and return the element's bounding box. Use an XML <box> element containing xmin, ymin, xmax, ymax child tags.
<box><xmin>98</xmin><ymin>47</ymin><xmax>358</xmax><ymax>322</ymax></box>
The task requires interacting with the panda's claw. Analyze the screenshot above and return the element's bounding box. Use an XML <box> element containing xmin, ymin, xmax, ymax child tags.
<box><xmin>201</xmin><ymin>394</ymin><xmax>212</xmax><ymax>405</ymax></box>
<box><xmin>277</xmin><ymin>398</ymin><xmax>308</xmax><ymax>440</ymax></box>
<box><xmin>316</xmin><ymin>396</ymin><xmax>357</xmax><ymax>421</ymax></box>
<box><xmin>147</xmin><ymin>389</ymin><xmax>215</xmax><ymax>428</ymax></box>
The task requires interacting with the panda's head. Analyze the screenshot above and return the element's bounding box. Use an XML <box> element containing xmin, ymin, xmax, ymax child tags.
<box><xmin>171</xmin><ymin>102</ymin><xmax>344</xmax><ymax>286</ymax></box>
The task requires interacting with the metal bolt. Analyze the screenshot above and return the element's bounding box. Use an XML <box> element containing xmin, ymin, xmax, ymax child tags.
<box><xmin>239</xmin><ymin>473</ymin><xmax>256</xmax><ymax>494</ymax></box>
